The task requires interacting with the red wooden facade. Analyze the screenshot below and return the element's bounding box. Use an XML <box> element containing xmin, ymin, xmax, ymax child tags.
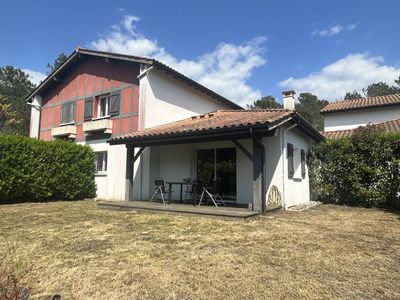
<box><xmin>38</xmin><ymin>56</ymin><xmax>140</xmax><ymax>141</ymax></box>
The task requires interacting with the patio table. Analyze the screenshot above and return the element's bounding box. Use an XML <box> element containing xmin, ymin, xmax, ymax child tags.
<box><xmin>165</xmin><ymin>181</ymin><xmax>198</xmax><ymax>205</ymax></box>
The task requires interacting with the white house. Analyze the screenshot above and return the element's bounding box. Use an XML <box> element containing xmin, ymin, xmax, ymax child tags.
<box><xmin>27</xmin><ymin>48</ymin><xmax>323</xmax><ymax>213</ymax></box>
<box><xmin>321</xmin><ymin>94</ymin><xmax>400</xmax><ymax>138</ymax></box>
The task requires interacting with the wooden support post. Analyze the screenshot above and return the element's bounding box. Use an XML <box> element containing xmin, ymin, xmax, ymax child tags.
<box><xmin>125</xmin><ymin>145</ymin><xmax>146</xmax><ymax>201</ymax></box>
<box><xmin>232</xmin><ymin>139</ymin><xmax>253</xmax><ymax>162</ymax></box>
<box><xmin>252</xmin><ymin>136</ymin><xmax>264</xmax><ymax>212</ymax></box>
<box><xmin>125</xmin><ymin>145</ymin><xmax>134</xmax><ymax>201</ymax></box>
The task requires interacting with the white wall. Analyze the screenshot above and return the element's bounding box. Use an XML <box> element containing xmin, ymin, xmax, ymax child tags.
<box><xmin>263</xmin><ymin>131</ymin><xmax>284</xmax><ymax>206</ymax></box>
<box><xmin>324</xmin><ymin>106</ymin><xmax>400</xmax><ymax>132</ymax></box>
<box><xmin>78</xmin><ymin>139</ymin><xmax>127</xmax><ymax>200</ymax></box>
<box><xmin>263</xmin><ymin>126</ymin><xmax>313</xmax><ymax>209</ymax></box>
<box><xmin>285</xmin><ymin>127</ymin><xmax>313</xmax><ymax>207</ymax></box>
<box><xmin>139</xmin><ymin>70</ymin><xmax>232</xmax><ymax>129</ymax></box>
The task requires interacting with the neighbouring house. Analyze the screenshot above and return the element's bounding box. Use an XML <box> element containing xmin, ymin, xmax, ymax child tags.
<box><xmin>321</xmin><ymin>93</ymin><xmax>400</xmax><ymax>138</ymax></box>
<box><xmin>26</xmin><ymin>48</ymin><xmax>323</xmax><ymax>212</ymax></box>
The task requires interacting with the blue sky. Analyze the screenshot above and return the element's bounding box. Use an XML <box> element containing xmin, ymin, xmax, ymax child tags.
<box><xmin>1</xmin><ymin>0</ymin><xmax>399</xmax><ymax>106</ymax></box>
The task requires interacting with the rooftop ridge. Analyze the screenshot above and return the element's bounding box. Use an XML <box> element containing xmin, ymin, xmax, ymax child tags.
<box><xmin>321</xmin><ymin>93</ymin><xmax>400</xmax><ymax>113</ymax></box>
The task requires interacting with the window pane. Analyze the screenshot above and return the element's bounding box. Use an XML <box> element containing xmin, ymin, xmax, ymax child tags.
<box><xmin>95</xmin><ymin>152</ymin><xmax>107</xmax><ymax>172</ymax></box>
<box><xmin>216</xmin><ymin>148</ymin><xmax>236</xmax><ymax>201</ymax></box>
<box><xmin>99</xmin><ymin>97</ymin><xmax>110</xmax><ymax>117</ymax></box>
<box><xmin>196</xmin><ymin>149</ymin><xmax>214</xmax><ymax>187</ymax></box>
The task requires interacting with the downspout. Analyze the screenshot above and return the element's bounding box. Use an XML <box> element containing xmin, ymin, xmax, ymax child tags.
<box><xmin>281</xmin><ymin>122</ymin><xmax>297</xmax><ymax>210</ymax></box>
<box><xmin>250</xmin><ymin>128</ymin><xmax>266</xmax><ymax>214</ymax></box>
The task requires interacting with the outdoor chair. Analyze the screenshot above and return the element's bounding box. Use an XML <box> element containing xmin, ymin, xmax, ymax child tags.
<box><xmin>184</xmin><ymin>182</ymin><xmax>198</xmax><ymax>204</ymax></box>
<box><xmin>198</xmin><ymin>178</ymin><xmax>226</xmax><ymax>207</ymax></box>
<box><xmin>150</xmin><ymin>177</ymin><xmax>173</xmax><ymax>204</ymax></box>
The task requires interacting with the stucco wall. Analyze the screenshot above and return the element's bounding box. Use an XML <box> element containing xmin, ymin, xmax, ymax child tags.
<box><xmin>78</xmin><ymin>140</ymin><xmax>127</xmax><ymax>200</ymax></box>
<box><xmin>324</xmin><ymin>106</ymin><xmax>400</xmax><ymax>132</ymax></box>
<box><xmin>139</xmin><ymin>70</ymin><xmax>232</xmax><ymax>129</ymax></box>
<box><xmin>263</xmin><ymin>126</ymin><xmax>313</xmax><ymax>208</ymax></box>
<box><xmin>285</xmin><ymin>127</ymin><xmax>313</xmax><ymax>207</ymax></box>
<box><xmin>263</xmin><ymin>131</ymin><xmax>284</xmax><ymax>206</ymax></box>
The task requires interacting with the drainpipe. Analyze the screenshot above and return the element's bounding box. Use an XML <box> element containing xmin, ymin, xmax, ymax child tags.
<box><xmin>250</xmin><ymin>128</ymin><xmax>266</xmax><ymax>214</ymax></box>
<box><xmin>281</xmin><ymin>123</ymin><xmax>297</xmax><ymax>210</ymax></box>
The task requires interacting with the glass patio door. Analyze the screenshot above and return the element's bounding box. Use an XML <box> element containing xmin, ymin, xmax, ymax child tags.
<box><xmin>196</xmin><ymin>147</ymin><xmax>237</xmax><ymax>201</ymax></box>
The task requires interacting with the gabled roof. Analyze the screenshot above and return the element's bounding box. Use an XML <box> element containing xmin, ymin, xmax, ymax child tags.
<box><xmin>321</xmin><ymin>93</ymin><xmax>400</xmax><ymax>114</ymax></box>
<box><xmin>321</xmin><ymin>118</ymin><xmax>400</xmax><ymax>139</ymax></box>
<box><xmin>26</xmin><ymin>48</ymin><xmax>242</xmax><ymax>110</ymax></box>
<box><xmin>109</xmin><ymin>109</ymin><xmax>324</xmax><ymax>145</ymax></box>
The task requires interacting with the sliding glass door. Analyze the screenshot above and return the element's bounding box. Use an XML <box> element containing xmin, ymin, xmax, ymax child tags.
<box><xmin>196</xmin><ymin>147</ymin><xmax>237</xmax><ymax>201</ymax></box>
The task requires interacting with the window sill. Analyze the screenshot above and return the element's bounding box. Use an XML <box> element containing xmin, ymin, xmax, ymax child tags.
<box><xmin>60</xmin><ymin>122</ymin><xmax>75</xmax><ymax>126</ymax></box>
<box><xmin>92</xmin><ymin>116</ymin><xmax>110</xmax><ymax>121</ymax></box>
<box><xmin>95</xmin><ymin>172</ymin><xmax>107</xmax><ymax>177</ymax></box>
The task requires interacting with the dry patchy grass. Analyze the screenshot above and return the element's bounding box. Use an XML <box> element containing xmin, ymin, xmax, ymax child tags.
<box><xmin>0</xmin><ymin>201</ymin><xmax>399</xmax><ymax>299</ymax></box>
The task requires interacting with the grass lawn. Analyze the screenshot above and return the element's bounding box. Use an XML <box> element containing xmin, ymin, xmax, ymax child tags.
<box><xmin>1</xmin><ymin>201</ymin><xmax>399</xmax><ymax>299</ymax></box>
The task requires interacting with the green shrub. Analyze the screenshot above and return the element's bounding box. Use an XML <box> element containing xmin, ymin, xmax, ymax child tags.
<box><xmin>0</xmin><ymin>134</ymin><xmax>96</xmax><ymax>203</ymax></box>
<box><xmin>309</xmin><ymin>125</ymin><xmax>400</xmax><ymax>209</ymax></box>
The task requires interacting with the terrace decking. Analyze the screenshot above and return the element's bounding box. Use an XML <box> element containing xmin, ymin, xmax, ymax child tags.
<box><xmin>98</xmin><ymin>200</ymin><xmax>282</xmax><ymax>220</ymax></box>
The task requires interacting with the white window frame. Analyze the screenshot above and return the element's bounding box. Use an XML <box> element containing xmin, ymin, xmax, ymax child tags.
<box><xmin>97</xmin><ymin>95</ymin><xmax>111</xmax><ymax>118</ymax></box>
<box><xmin>95</xmin><ymin>151</ymin><xmax>108</xmax><ymax>174</ymax></box>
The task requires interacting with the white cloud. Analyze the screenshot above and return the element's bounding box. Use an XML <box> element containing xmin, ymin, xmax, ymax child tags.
<box><xmin>347</xmin><ymin>23</ymin><xmax>358</xmax><ymax>31</ymax></box>
<box><xmin>90</xmin><ymin>15</ymin><xmax>266</xmax><ymax>106</ymax></box>
<box><xmin>23</xmin><ymin>69</ymin><xmax>46</xmax><ymax>85</ymax></box>
<box><xmin>312</xmin><ymin>23</ymin><xmax>358</xmax><ymax>37</ymax></box>
<box><xmin>279</xmin><ymin>53</ymin><xmax>400</xmax><ymax>101</ymax></box>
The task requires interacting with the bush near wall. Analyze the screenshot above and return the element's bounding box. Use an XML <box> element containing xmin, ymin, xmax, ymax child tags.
<box><xmin>309</xmin><ymin>125</ymin><xmax>400</xmax><ymax>209</ymax></box>
<box><xmin>0</xmin><ymin>135</ymin><xmax>96</xmax><ymax>203</ymax></box>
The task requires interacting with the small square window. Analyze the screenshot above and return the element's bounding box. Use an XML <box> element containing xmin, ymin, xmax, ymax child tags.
<box><xmin>98</xmin><ymin>95</ymin><xmax>110</xmax><ymax>117</ymax></box>
<box><xmin>95</xmin><ymin>152</ymin><xmax>108</xmax><ymax>173</ymax></box>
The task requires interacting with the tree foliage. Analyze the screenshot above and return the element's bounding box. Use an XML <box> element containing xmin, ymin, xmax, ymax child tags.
<box><xmin>0</xmin><ymin>66</ymin><xmax>35</xmax><ymax>135</ymax></box>
<box><xmin>295</xmin><ymin>93</ymin><xmax>328</xmax><ymax>131</ymax></box>
<box><xmin>47</xmin><ymin>53</ymin><xmax>68</xmax><ymax>75</ymax></box>
<box><xmin>309</xmin><ymin>125</ymin><xmax>400</xmax><ymax>209</ymax></box>
<box><xmin>247</xmin><ymin>95</ymin><xmax>283</xmax><ymax>109</ymax></box>
<box><xmin>363</xmin><ymin>81</ymin><xmax>400</xmax><ymax>97</ymax></box>
<box><xmin>344</xmin><ymin>90</ymin><xmax>362</xmax><ymax>100</ymax></box>
<box><xmin>0</xmin><ymin>134</ymin><xmax>96</xmax><ymax>203</ymax></box>
<box><xmin>0</xmin><ymin>95</ymin><xmax>22</xmax><ymax>133</ymax></box>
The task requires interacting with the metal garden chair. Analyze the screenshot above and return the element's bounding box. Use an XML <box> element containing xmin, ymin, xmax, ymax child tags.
<box><xmin>150</xmin><ymin>177</ymin><xmax>173</xmax><ymax>204</ymax></box>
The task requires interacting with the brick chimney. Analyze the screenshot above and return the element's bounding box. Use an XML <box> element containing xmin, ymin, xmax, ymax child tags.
<box><xmin>282</xmin><ymin>90</ymin><xmax>296</xmax><ymax>110</ymax></box>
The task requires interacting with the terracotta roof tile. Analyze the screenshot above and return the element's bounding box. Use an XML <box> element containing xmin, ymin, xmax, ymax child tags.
<box><xmin>321</xmin><ymin>93</ymin><xmax>400</xmax><ymax>113</ymax></box>
<box><xmin>110</xmin><ymin>109</ymin><xmax>295</xmax><ymax>142</ymax></box>
<box><xmin>321</xmin><ymin>118</ymin><xmax>400</xmax><ymax>139</ymax></box>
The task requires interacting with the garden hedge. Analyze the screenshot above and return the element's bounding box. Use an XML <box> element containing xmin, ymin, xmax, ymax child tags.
<box><xmin>309</xmin><ymin>125</ymin><xmax>400</xmax><ymax>209</ymax></box>
<box><xmin>0</xmin><ymin>134</ymin><xmax>96</xmax><ymax>203</ymax></box>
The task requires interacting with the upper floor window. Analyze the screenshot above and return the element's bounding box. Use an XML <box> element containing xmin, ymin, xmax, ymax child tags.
<box><xmin>98</xmin><ymin>95</ymin><xmax>111</xmax><ymax>118</ymax></box>
<box><xmin>84</xmin><ymin>90</ymin><xmax>121</xmax><ymax>121</ymax></box>
<box><xmin>61</xmin><ymin>102</ymin><xmax>76</xmax><ymax>124</ymax></box>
